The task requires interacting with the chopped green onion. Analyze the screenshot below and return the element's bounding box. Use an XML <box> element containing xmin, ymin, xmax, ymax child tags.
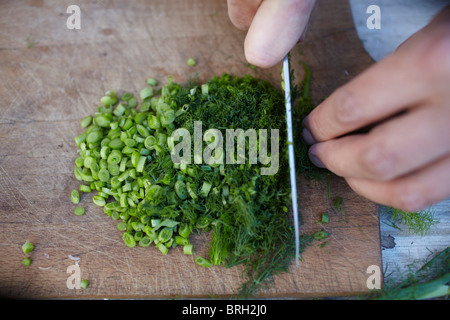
<box><xmin>199</xmin><ymin>181</ymin><xmax>212</xmax><ymax>198</ymax></box>
<box><xmin>186</xmin><ymin>58</ymin><xmax>196</xmax><ymax>67</ymax></box>
<box><xmin>120</xmin><ymin>92</ymin><xmax>133</xmax><ymax>101</ymax></box>
<box><xmin>86</xmin><ymin>131</ymin><xmax>103</xmax><ymax>144</ymax></box>
<box><xmin>94</xmin><ymin>115</ymin><xmax>111</xmax><ymax>128</ymax></box>
<box><xmin>136</xmin><ymin>124</ymin><xmax>150</xmax><ymax>138</ymax></box>
<box><xmin>140</xmin><ymin>87</ymin><xmax>153</xmax><ymax>100</ymax></box>
<box><xmin>107</xmin><ymin>150</ymin><xmax>122</xmax><ymax>164</ymax></box>
<box><xmin>93</xmin><ymin>196</ymin><xmax>106</xmax><ymax>206</ymax></box>
<box><xmin>22</xmin><ymin>258</ymin><xmax>32</xmax><ymax>266</ymax></box>
<box><xmin>147</xmin><ymin>115</ymin><xmax>160</xmax><ymax>130</ymax></box>
<box><xmin>156</xmin><ymin>242</ymin><xmax>168</xmax><ymax>255</ymax></box>
<box><xmin>71</xmin><ymin>190</ymin><xmax>80</xmax><ymax>204</ymax></box>
<box><xmin>321</xmin><ymin>213</ymin><xmax>329</xmax><ymax>224</ymax></box>
<box><xmin>75</xmin><ymin>133</ymin><xmax>86</xmax><ymax>146</ymax></box>
<box><xmin>98</xmin><ymin>168</ymin><xmax>110</xmax><ymax>182</ymax></box>
<box><xmin>79</xmin><ymin>184</ymin><xmax>91</xmax><ymax>193</ymax></box>
<box><xmin>74</xmin><ymin>206</ymin><xmax>85</xmax><ymax>216</ymax></box>
<box><xmin>80</xmin><ymin>279</ymin><xmax>89</xmax><ymax>289</ymax></box>
<box><xmin>101</xmin><ymin>95</ymin><xmax>117</xmax><ymax>106</ymax></box>
<box><xmin>146</xmin><ymin>78</ymin><xmax>158</xmax><ymax>86</ymax></box>
<box><xmin>158</xmin><ymin>227</ymin><xmax>173</xmax><ymax>243</ymax></box>
<box><xmin>144</xmin><ymin>135</ymin><xmax>157</xmax><ymax>149</ymax></box>
<box><xmin>22</xmin><ymin>240</ymin><xmax>34</xmax><ymax>254</ymax></box>
<box><xmin>144</xmin><ymin>225</ymin><xmax>157</xmax><ymax>240</ymax></box>
<box><xmin>134</xmin><ymin>231</ymin><xmax>144</xmax><ymax>241</ymax></box>
<box><xmin>175</xmin><ymin>180</ymin><xmax>188</xmax><ymax>200</ymax></box>
<box><xmin>75</xmin><ymin>157</ymin><xmax>84</xmax><ymax>168</ymax></box>
<box><xmin>139</xmin><ymin>236</ymin><xmax>153</xmax><ymax>247</ymax></box>
<box><xmin>195</xmin><ymin>256</ymin><xmax>213</xmax><ymax>268</ymax></box>
<box><xmin>175</xmin><ymin>236</ymin><xmax>189</xmax><ymax>246</ymax></box>
<box><xmin>201</xmin><ymin>83</ymin><xmax>208</xmax><ymax>96</ymax></box>
<box><xmin>113</xmin><ymin>103</ymin><xmax>126</xmax><ymax>117</ymax></box>
<box><xmin>178</xmin><ymin>224</ymin><xmax>191</xmax><ymax>238</ymax></box>
<box><xmin>122</xmin><ymin>232</ymin><xmax>136</xmax><ymax>248</ymax></box>
<box><xmin>128</xmin><ymin>97</ymin><xmax>138</xmax><ymax>108</ymax></box>
<box><xmin>183</xmin><ymin>244</ymin><xmax>193</xmax><ymax>255</ymax></box>
<box><xmin>116</xmin><ymin>222</ymin><xmax>127</xmax><ymax>231</ymax></box>
<box><xmin>108</xmin><ymin>163</ymin><xmax>120</xmax><ymax>176</ymax></box>
<box><xmin>136</xmin><ymin>156</ymin><xmax>146</xmax><ymax>173</ymax></box>
<box><xmin>140</xmin><ymin>101</ymin><xmax>151</xmax><ymax>112</ymax></box>
<box><xmin>186</xmin><ymin>182</ymin><xmax>197</xmax><ymax>200</ymax></box>
<box><xmin>109</xmin><ymin>138</ymin><xmax>125</xmax><ymax>150</ymax></box>
<box><xmin>81</xmin><ymin>116</ymin><xmax>93</xmax><ymax>128</ymax></box>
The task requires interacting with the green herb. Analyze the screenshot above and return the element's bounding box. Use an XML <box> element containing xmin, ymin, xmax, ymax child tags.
<box><xmin>22</xmin><ymin>240</ymin><xmax>34</xmax><ymax>254</ymax></box>
<box><xmin>291</xmin><ymin>61</ymin><xmax>328</xmax><ymax>180</ymax></box>
<box><xmin>183</xmin><ymin>244</ymin><xmax>193</xmax><ymax>255</ymax></box>
<box><xmin>80</xmin><ymin>279</ymin><xmax>90</xmax><ymax>289</ymax></box>
<box><xmin>81</xmin><ymin>116</ymin><xmax>93</xmax><ymax>128</ymax></box>
<box><xmin>195</xmin><ymin>256</ymin><xmax>213</xmax><ymax>268</ymax></box>
<box><xmin>22</xmin><ymin>258</ymin><xmax>32</xmax><ymax>266</ymax></box>
<box><xmin>71</xmin><ymin>189</ymin><xmax>80</xmax><ymax>204</ymax></box>
<box><xmin>382</xmin><ymin>206</ymin><xmax>438</xmax><ymax>236</ymax></box>
<box><xmin>147</xmin><ymin>78</ymin><xmax>159</xmax><ymax>86</ymax></box>
<box><xmin>79</xmin><ymin>185</ymin><xmax>91</xmax><ymax>193</ymax></box>
<box><xmin>321</xmin><ymin>213</ymin><xmax>329</xmax><ymax>224</ymax></box>
<box><xmin>74</xmin><ymin>206</ymin><xmax>85</xmax><ymax>216</ymax></box>
<box><xmin>332</xmin><ymin>196</ymin><xmax>348</xmax><ymax>222</ymax></box>
<box><xmin>71</xmin><ymin>71</ymin><xmax>327</xmax><ymax>298</ymax></box>
<box><xmin>140</xmin><ymin>87</ymin><xmax>154</xmax><ymax>100</ymax></box>
<box><xmin>186</xmin><ymin>58</ymin><xmax>196</xmax><ymax>67</ymax></box>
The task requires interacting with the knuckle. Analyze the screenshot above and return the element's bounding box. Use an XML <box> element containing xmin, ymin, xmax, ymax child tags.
<box><xmin>307</xmin><ymin>112</ymin><xmax>327</xmax><ymax>142</ymax></box>
<box><xmin>332</xmin><ymin>87</ymin><xmax>362</xmax><ymax>126</ymax></box>
<box><xmin>361</xmin><ymin>143</ymin><xmax>397</xmax><ymax>181</ymax></box>
<box><xmin>392</xmin><ymin>186</ymin><xmax>427</xmax><ymax>213</ymax></box>
<box><xmin>421</xmin><ymin>31</ymin><xmax>450</xmax><ymax>80</ymax></box>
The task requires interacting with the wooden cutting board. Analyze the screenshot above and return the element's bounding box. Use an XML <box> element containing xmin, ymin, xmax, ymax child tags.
<box><xmin>0</xmin><ymin>0</ymin><xmax>381</xmax><ymax>298</ymax></box>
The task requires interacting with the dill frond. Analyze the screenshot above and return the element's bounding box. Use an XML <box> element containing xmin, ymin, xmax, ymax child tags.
<box><xmin>382</xmin><ymin>206</ymin><xmax>439</xmax><ymax>236</ymax></box>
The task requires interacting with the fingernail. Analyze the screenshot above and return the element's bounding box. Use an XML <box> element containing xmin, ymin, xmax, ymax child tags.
<box><xmin>302</xmin><ymin>127</ymin><xmax>316</xmax><ymax>145</ymax></box>
<box><xmin>302</xmin><ymin>114</ymin><xmax>310</xmax><ymax>128</ymax></box>
<box><xmin>308</xmin><ymin>145</ymin><xmax>326</xmax><ymax>168</ymax></box>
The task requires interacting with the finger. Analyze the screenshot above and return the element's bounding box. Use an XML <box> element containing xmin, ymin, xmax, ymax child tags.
<box><xmin>302</xmin><ymin>45</ymin><xmax>436</xmax><ymax>143</ymax></box>
<box><xmin>227</xmin><ymin>0</ymin><xmax>262</xmax><ymax>31</ymax></box>
<box><xmin>308</xmin><ymin>105</ymin><xmax>450</xmax><ymax>181</ymax></box>
<box><xmin>345</xmin><ymin>154</ymin><xmax>450</xmax><ymax>212</ymax></box>
<box><xmin>244</xmin><ymin>0</ymin><xmax>316</xmax><ymax>68</ymax></box>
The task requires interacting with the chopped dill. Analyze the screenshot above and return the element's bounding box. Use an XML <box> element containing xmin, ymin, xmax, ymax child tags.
<box><xmin>291</xmin><ymin>61</ymin><xmax>328</xmax><ymax>180</ymax></box>
<box><xmin>382</xmin><ymin>206</ymin><xmax>439</xmax><ymax>236</ymax></box>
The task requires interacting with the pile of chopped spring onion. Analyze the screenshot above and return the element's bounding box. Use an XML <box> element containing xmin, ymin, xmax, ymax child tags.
<box><xmin>72</xmin><ymin>73</ymin><xmax>317</xmax><ymax>297</ymax></box>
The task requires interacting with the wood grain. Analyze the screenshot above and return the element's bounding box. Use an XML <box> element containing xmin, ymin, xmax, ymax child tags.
<box><xmin>0</xmin><ymin>0</ymin><xmax>380</xmax><ymax>298</ymax></box>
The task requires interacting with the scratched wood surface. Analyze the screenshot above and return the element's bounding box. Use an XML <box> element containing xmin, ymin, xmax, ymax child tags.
<box><xmin>0</xmin><ymin>0</ymin><xmax>381</xmax><ymax>298</ymax></box>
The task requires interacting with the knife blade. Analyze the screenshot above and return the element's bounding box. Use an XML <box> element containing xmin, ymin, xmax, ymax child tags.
<box><xmin>282</xmin><ymin>55</ymin><xmax>300</xmax><ymax>266</ymax></box>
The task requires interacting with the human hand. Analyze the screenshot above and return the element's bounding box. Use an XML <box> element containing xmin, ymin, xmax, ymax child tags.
<box><xmin>302</xmin><ymin>7</ymin><xmax>450</xmax><ymax>211</ymax></box>
<box><xmin>227</xmin><ymin>0</ymin><xmax>316</xmax><ymax>68</ymax></box>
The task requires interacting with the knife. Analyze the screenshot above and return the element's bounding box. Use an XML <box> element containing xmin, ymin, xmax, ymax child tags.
<box><xmin>282</xmin><ymin>55</ymin><xmax>300</xmax><ymax>266</ymax></box>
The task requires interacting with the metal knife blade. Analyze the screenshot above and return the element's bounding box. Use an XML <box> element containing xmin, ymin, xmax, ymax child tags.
<box><xmin>282</xmin><ymin>55</ymin><xmax>300</xmax><ymax>266</ymax></box>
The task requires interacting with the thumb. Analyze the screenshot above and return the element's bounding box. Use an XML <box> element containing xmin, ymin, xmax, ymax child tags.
<box><xmin>244</xmin><ymin>0</ymin><xmax>316</xmax><ymax>68</ymax></box>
